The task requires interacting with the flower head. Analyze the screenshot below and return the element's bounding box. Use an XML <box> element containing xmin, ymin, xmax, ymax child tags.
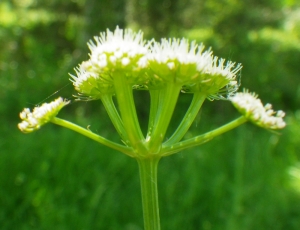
<box><xmin>71</xmin><ymin>26</ymin><xmax>150</xmax><ymax>99</ymax></box>
<box><xmin>230</xmin><ymin>90</ymin><xmax>286</xmax><ymax>129</ymax></box>
<box><xmin>70</xmin><ymin>67</ymin><xmax>115</xmax><ymax>100</ymax></box>
<box><xmin>147</xmin><ymin>38</ymin><xmax>242</xmax><ymax>97</ymax></box>
<box><xmin>182</xmin><ymin>57</ymin><xmax>242</xmax><ymax>99</ymax></box>
<box><xmin>147</xmin><ymin>38</ymin><xmax>211</xmax><ymax>85</ymax></box>
<box><xmin>18</xmin><ymin>97</ymin><xmax>70</xmax><ymax>133</ymax></box>
<box><xmin>87</xmin><ymin>26</ymin><xmax>149</xmax><ymax>71</ymax></box>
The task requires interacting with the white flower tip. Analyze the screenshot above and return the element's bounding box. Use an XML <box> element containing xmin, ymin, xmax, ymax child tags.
<box><xmin>109</xmin><ymin>55</ymin><xmax>116</xmax><ymax>64</ymax></box>
<box><xmin>18</xmin><ymin>97</ymin><xmax>69</xmax><ymax>133</ymax></box>
<box><xmin>230</xmin><ymin>90</ymin><xmax>286</xmax><ymax>129</ymax></box>
<box><xmin>167</xmin><ymin>62</ymin><xmax>175</xmax><ymax>70</ymax></box>
<box><xmin>122</xmin><ymin>57</ymin><xmax>130</xmax><ymax>66</ymax></box>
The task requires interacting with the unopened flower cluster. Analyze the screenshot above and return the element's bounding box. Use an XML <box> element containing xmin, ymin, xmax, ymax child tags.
<box><xmin>18</xmin><ymin>97</ymin><xmax>69</xmax><ymax>133</ymax></box>
<box><xmin>230</xmin><ymin>91</ymin><xmax>286</xmax><ymax>129</ymax></box>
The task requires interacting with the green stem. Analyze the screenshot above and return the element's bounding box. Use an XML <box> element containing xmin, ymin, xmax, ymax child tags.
<box><xmin>147</xmin><ymin>84</ymin><xmax>182</xmax><ymax>153</ymax></box>
<box><xmin>164</xmin><ymin>92</ymin><xmax>206</xmax><ymax>145</ymax></box>
<box><xmin>101</xmin><ymin>94</ymin><xmax>130</xmax><ymax>145</ymax></box>
<box><xmin>51</xmin><ymin>117</ymin><xmax>133</xmax><ymax>157</ymax></box>
<box><xmin>146</xmin><ymin>90</ymin><xmax>160</xmax><ymax>140</ymax></box>
<box><xmin>113</xmin><ymin>72</ymin><xmax>145</xmax><ymax>151</ymax></box>
<box><xmin>137</xmin><ymin>157</ymin><xmax>161</xmax><ymax>230</ymax></box>
<box><xmin>161</xmin><ymin>116</ymin><xmax>248</xmax><ymax>156</ymax></box>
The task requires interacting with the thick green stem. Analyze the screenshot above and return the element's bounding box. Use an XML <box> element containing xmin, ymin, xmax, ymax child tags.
<box><xmin>51</xmin><ymin>117</ymin><xmax>133</xmax><ymax>156</ymax></box>
<box><xmin>147</xmin><ymin>84</ymin><xmax>181</xmax><ymax>153</ymax></box>
<box><xmin>112</xmin><ymin>72</ymin><xmax>145</xmax><ymax>151</ymax></box>
<box><xmin>146</xmin><ymin>90</ymin><xmax>160</xmax><ymax>139</ymax></box>
<box><xmin>101</xmin><ymin>94</ymin><xmax>130</xmax><ymax>145</ymax></box>
<box><xmin>164</xmin><ymin>92</ymin><xmax>206</xmax><ymax>145</ymax></box>
<box><xmin>137</xmin><ymin>157</ymin><xmax>161</xmax><ymax>230</ymax></box>
<box><xmin>161</xmin><ymin>116</ymin><xmax>248</xmax><ymax>156</ymax></box>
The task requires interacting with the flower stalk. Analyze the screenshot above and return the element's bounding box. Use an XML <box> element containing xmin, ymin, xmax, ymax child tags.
<box><xmin>100</xmin><ymin>94</ymin><xmax>129</xmax><ymax>144</ymax></box>
<box><xmin>161</xmin><ymin>116</ymin><xmax>248</xmax><ymax>157</ymax></box>
<box><xmin>146</xmin><ymin>84</ymin><xmax>182</xmax><ymax>154</ymax></box>
<box><xmin>112</xmin><ymin>71</ymin><xmax>145</xmax><ymax>152</ymax></box>
<box><xmin>137</xmin><ymin>157</ymin><xmax>161</xmax><ymax>230</ymax></box>
<box><xmin>51</xmin><ymin>117</ymin><xmax>134</xmax><ymax>157</ymax></box>
<box><xmin>164</xmin><ymin>92</ymin><xmax>206</xmax><ymax>145</ymax></box>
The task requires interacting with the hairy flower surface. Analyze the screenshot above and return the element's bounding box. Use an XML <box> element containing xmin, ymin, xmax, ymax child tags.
<box><xmin>182</xmin><ymin>57</ymin><xmax>242</xmax><ymax>99</ymax></box>
<box><xmin>70</xmin><ymin>27</ymin><xmax>150</xmax><ymax>99</ymax></box>
<box><xmin>18</xmin><ymin>97</ymin><xmax>70</xmax><ymax>133</ymax></box>
<box><xmin>70</xmin><ymin>67</ymin><xmax>115</xmax><ymax>100</ymax></box>
<box><xmin>147</xmin><ymin>38</ymin><xmax>211</xmax><ymax>84</ymax></box>
<box><xmin>148</xmin><ymin>38</ymin><xmax>242</xmax><ymax>97</ymax></box>
<box><xmin>87</xmin><ymin>26</ymin><xmax>149</xmax><ymax>70</ymax></box>
<box><xmin>230</xmin><ymin>91</ymin><xmax>286</xmax><ymax>129</ymax></box>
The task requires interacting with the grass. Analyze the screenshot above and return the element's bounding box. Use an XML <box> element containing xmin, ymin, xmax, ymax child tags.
<box><xmin>1</xmin><ymin>112</ymin><xmax>300</xmax><ymax>229</ymax></box>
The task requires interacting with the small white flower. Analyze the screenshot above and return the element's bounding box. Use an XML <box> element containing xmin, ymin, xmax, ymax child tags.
<box><xmin>18</xmin><ymin>97</ymin><xmax>70</xmax><ymax>133</ymax></box>
<box><xmin>122</xmin><ymin>57</ymin><xmax>130</xmax><ymax>66</ymax></box>
<box><xmin>167</xmin><ymin>62</ymin><xmax>175</xmax><ymax>70</ymax></box>
<box><xmin>230</xmin><ymin>90</ymin><xmax>286</xmax><ymax>129</ymax></box>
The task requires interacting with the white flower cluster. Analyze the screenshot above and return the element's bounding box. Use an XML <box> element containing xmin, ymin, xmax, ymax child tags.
<box><xmin>18</xmin><ymin>97</ymin><xmax>70</xmax><ymax>133</ymax></box>
<box><xmin>70</xmin><ymin>26</ymin><xmax>150</xmax><ymax>99</ymax></box>
<box><xmin>148</xmin><ymin>38</ymin><xmax>241</xmax><ymax>83</ymax></box>
<box><xmin>86</xmin><ymin>26</ymin><xmax>149</xmax><ymax>70</ymax></box>
<box><xmin>148</xmin><ymin>40</ymin><xmax>242</xmax><ymax>99</ymax></box>
<box><xmin>230</xmin><ymin>91</ymin><xmax>286</xmax><ymax>129</ymax></box>
<box><xmin>71</xmin><ymin>26</ymin><xmax>242</xmax><ymax>99</ymax></box>
<box><xmin>148</xmin><ymin>38</ymin><xmax>210</xmax><ymax>70</ymax></box>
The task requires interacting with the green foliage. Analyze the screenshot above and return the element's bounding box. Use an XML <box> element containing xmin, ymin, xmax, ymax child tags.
<box><xmin>2</xmin><ymin>114</ymin><xmax>300</xmax><ymax>229</ymax></box>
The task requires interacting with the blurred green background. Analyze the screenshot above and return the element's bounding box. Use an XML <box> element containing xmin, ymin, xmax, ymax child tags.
<box><xmin>1</xmin><ymin>0</ymin><xmax>300</xmax><ymax>229</ymax></box>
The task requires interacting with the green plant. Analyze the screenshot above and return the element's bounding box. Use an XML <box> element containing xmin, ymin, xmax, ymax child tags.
<box><xmin>18</xmin><ymin>27</ymin><xmax>285</xmax><ymax>230</ymax></box>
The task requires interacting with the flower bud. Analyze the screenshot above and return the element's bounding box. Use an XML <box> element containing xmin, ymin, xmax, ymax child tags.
<box><xmin>230</xmin><ymin>90</ymin><xmax>286</xmax><ymax>129</ymax></box>
<box><xmin>18</xmin><ymin>97</ymin><xmax>70</xmax><ymax>133</ymax></box>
